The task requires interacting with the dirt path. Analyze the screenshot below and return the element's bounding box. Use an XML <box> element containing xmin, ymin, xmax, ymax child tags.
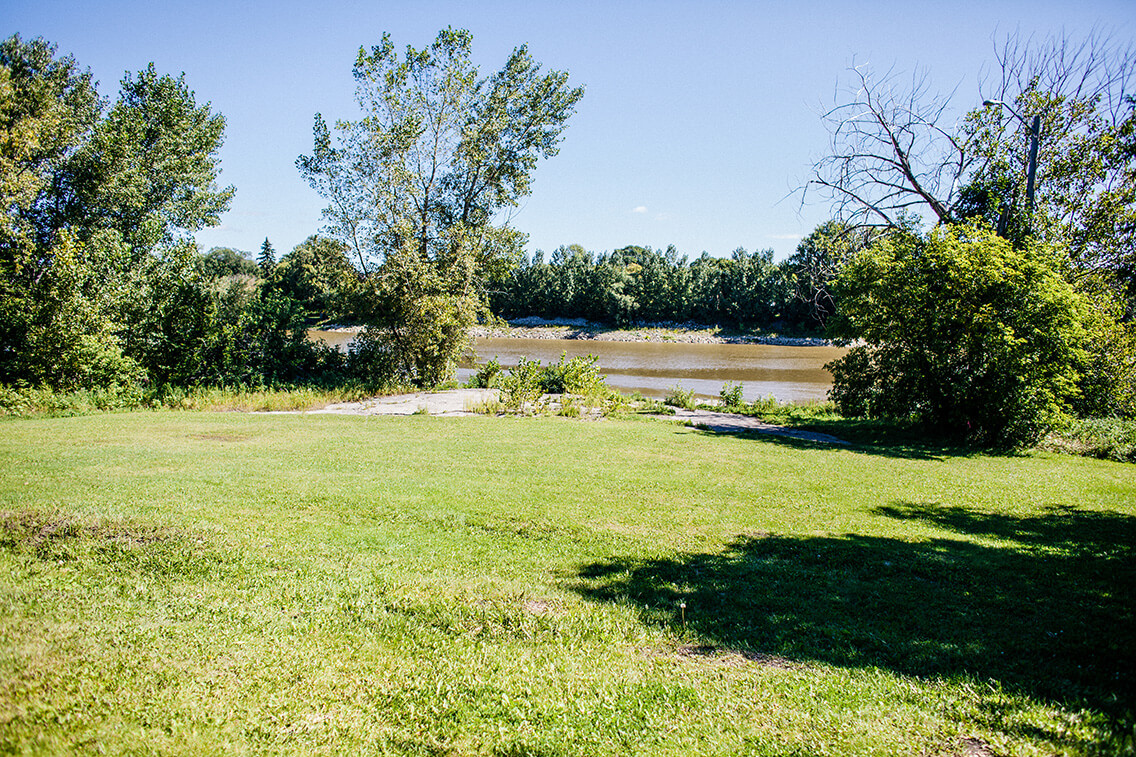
<box><xmin>299</xmin><ymin>389</ymin><xmax>848</xmax><ymax>445</ymax></box>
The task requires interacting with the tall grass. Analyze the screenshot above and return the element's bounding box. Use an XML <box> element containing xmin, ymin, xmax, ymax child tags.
<box><xmin>1041</xmin><ymin>417</ymin><xmax>1136</xmax><ymax>463</ymax></box>
<box><xmin>0</xmin><ymin>383</ymin><xmax>385</xmax><ymax>418</ymax></box>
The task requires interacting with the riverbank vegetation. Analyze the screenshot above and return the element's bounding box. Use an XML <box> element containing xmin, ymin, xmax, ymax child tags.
<box><xmin>5</xmin><ymin>30</ymin><xmax>1135</xmax><ymax>453</ymax></box>
<box><xmin>0</xmin><ymin>382</ymin><xmax>377</xmax><ymax>417</ymax></box>
<box><xmin>810</xmin><ymin>32</ymin><xmax>1136</xmax><ymax>447</ymax></box>
<box><xmin>4</xmin><ymin>26</ymin><xmax>1136</xmax><ymax>753</ymax></box>
<box><xmin>1</xmin><ymin>412</ymin><xmax>1133</xmax><ymax>755</ymax></box>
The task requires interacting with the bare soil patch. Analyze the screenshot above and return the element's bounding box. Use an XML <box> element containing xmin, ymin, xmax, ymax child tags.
<box><xmin>675</xmin><ymin>643</ymin><xmax>798</xmax><ymax>669</ymax></box>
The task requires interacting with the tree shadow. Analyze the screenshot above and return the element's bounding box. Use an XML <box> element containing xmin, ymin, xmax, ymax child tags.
<box><xmin>568</xmin><ymin>503</ymin><xmax>1135</xmax><ymax>750</ymax></box>
<box><xmin>686</xmin><ymin>422</ymin><xmax>983</xmax><ymax>461</ymax></box>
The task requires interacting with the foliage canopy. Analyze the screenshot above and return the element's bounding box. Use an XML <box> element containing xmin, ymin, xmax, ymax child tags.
<box><xmin>810</xmin><ymin>32</ymin><xmax>1136</xmax><ymax>440</ymax></box>
<box><xmin>808</xmin><ymin>32</ymin><xmax>1136</xmax><ymax>298</ymax></box>
<box><xmin>299</xmin><ymin>28</ymin><xmax>584</xmax><ymax>386</ymax></box>
<box><xmin>0</xmin><ymin>35</ymin><xmax>238</xmax><ymax>391</ymax></box>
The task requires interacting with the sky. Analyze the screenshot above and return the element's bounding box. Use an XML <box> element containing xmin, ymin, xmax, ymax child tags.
<box><xmin>7</xmin><ymin>0</ymin><xmax>1134</xmax><ymax>261</ymax></box>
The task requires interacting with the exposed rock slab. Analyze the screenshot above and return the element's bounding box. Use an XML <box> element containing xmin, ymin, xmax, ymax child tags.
<box><xmin>308</xmin><ymin>389</ymin><xmax>500</xmax><ymax>416</ymax></box>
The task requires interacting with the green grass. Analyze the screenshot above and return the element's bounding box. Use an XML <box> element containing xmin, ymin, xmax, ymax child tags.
<box><xmin>1</xmin><ymin>412</ymin><xmax>1133</xmax><ymax>755</ymax></box>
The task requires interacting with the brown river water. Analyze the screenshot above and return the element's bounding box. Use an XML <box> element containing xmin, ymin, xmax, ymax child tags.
<box><xmin>310</xmin><ymin>331</ymin><xmax>845</xmax><ymax>404</ymax></box>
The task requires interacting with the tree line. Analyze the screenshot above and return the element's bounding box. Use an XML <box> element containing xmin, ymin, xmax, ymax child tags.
<box><xmin>489</xmin><ymin>235</ymin><xmax>843</xmax><ymax>332</ymax></box>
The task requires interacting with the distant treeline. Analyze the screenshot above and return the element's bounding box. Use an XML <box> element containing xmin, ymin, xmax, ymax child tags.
<box><xmin>490</xmin><ymin>242</ymin><xmax>830</xmax><ymax>333</ymax></box>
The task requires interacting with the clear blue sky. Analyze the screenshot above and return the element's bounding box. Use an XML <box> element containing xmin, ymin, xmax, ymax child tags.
<box><xmin>8</xmin><ymin>0</ymin><xmax>1134</xmax><ymax>261</ymax></box>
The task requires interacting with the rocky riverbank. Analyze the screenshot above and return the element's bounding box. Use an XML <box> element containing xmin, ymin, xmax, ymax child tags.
<box><xmin>470</xmin><ymin>317</ymin><xmax>830</xmax><ymax>346</ymax></box>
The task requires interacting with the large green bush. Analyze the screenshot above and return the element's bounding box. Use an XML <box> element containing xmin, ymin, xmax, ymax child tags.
<box><xmin>825</xmin><ymin>224</ymin><xmax>1114</xmax><ymax>446</ymax></box>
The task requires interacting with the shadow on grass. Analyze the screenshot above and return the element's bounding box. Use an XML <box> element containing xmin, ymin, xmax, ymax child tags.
<box><xmin>569</xmin><ymin>502</ymin><xmax>1135</xmax><ymax>750</ymax></box>
<box><xmin>686</xmin><ymin>422</ymin><xmax>982</xmax><ymax>461</ymax></box>
<box><xmin>690</xmin><ymin>414</ymin><xmax>1037</xmax><ymax>461</ymax></box>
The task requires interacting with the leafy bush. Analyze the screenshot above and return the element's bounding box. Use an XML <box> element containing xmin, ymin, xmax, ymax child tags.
<box><xmin>540</xmin><ymin>352</ymin><xmax>607</xmax><ymax>396</ymax></box>
<box><xmin>826</xmin><ymin>225</ymin><xmax>1104</xmax><ymax>447</ymax></box>
<box><xmin>468</xmin><ymin>357</ymin><xmax>504</xmax><ymax>389</ymax></box>
<box><xmin>665</xmin><ymin>385</ymin><xmax>696</xmax><ymax>410</ymax></box>
<box><xmin>0</xmin><ymin>384</ymin><xmax>145</xmax><ymax>417</ymax></box>
<box><xmin>628</xmin><ymin>391</ymin><xmax>671</xmax><ymax>415</ymax></box>
<box><xmin>719</xmin><ymin>381</ymin><xmax>744</xmax><ymax>410</ymax></box>
<box><xmin>1043</xmin><ymin>417</ymin><xmax>1136</xmax><ymax>463</ymax></box>
<box><xmin>557</xmin><ymin>395</ymin><xmax>582</xmax><ymax>417</ymax></box>
<box><xmin>493</xmin><ymin>353</ymin><xmax>611</xmax><ymax>415</ymax></box>
<box><xmin>499</xmin><ymin>357</ymin><xmax>545</xmax><ymax>413</ymax></box>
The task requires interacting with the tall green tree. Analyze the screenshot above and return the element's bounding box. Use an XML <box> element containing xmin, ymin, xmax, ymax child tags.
<box><xmin>298</xmin><ymin>28</ymin><xmax>584</xmax><ymax>386</ymax></box>
<box><xmin>68</xmin><ymin>64</ymin><xmax>234</xmax><ymax>256</ymax></box>
<box><xmin>1</xmin><ymin>35</ymin><xmax>104</xmax><ymax>386</ymax></box>
<box><xmin>0</xmin><ymin>35</ymin><xmax>235</xmax><ymax>390</ymax></box>
<box><xmin>273</xmin><ymin>235</ymin><xmax>358</xmax><ymax>324</ymax></box>
<box><xmin>202</xmin><ymin>246</ymin><xmax>258</xmax><ymax>278</ymax></box>
<box><xmin>258</xmin><ymin>237</ymin><xmax>276</xmax><ymax>277</ymax></box>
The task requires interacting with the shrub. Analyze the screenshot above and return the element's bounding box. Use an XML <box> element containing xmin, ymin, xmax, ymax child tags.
<box><xmin>719</xmin><ymin>381</ymin><xmax>744</xmax><ymax>410</ymax></box>
<box><xmin>826</xmin><ymin>225</ymin><xmax>1101</xmax><ymax>447</ymax></box>
<box><xmin>540</xmin><ymin>352</ymin><xmax>607</xmax><ymax>396</ymax></box>
<box><xmin>665</xmin><ymin>385</ymin><xmax>696</xmax><ymax>409</ymax></box>
<box><xmin>1043</xmin><ymin>417</ymin><xmax>1136</xmax><ymax>463</ymax></box>
<box><xmin>0</xmin><ymin>384</ymin><xmax>145</xmax><ymax>417</ymax></box>
<box><xmin>499</xmin><ymin>357</ymin><xmax>545</xmax><ymax>412</ymax></box>
<box><xmin>468</xmin><ymin>356</ymin><xmax>504</xmax><ymax>389</ymax></box>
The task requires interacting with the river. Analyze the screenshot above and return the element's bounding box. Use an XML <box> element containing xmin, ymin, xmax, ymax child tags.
<box><xmin>310</xmin><ymin>331</ymin><xmax>844</xmax><ymax>404</ymax></box>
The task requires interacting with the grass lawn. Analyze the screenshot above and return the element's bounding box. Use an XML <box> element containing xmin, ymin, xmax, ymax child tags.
<box><xmin>1</xmin><ymin>411</ymin><xmax>1133</xmax><ymax>755</ymax></box>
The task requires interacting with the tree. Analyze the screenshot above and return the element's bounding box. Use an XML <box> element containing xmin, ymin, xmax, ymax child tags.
<box><xmin>826</xmin><ymin>224</ymin><xmax>1100</xmax><ymax>445</ymax></box>
<box><xmin>962</xmin><ymin>33</ymin><xmax>1135</xmax><ymax>277</ymax></box>
<box><xmin>1</xmin><ymin>35</ymin><xmax>104</xmax><ymax>386</ymax></box>
<box><xmin>805</xmin><ymin>32</ymin><xmax>1135</xmax><ymax>290</ymax></box>
<box><xmin>203</xmin><ymin>246</ymin><xmax>258</xmax><ymax>278</ymax></box>
<box><xmin>807</xmin><ymin>31</ymin><xmax>1136</xmax><ymax>434</ymax></box>
<box><xmin>258</xmin><ymin>237</ymin><xmax>276</xmax><ymax>277</ymax></box>
<box><xmin>298</xmin><ymin>28</ymin><xmax>584</xmax><ymax>386</ymax></box>
<box><xmin>782</xmin><ymin>221</ymin><xmax>876</xmax><ymax>328</ymax></box>
<box><xmin>273</xmin><ymin>235</ymin><xmax>358</xmax><ymax>324</ymax></box>
<box><xmin>1</xmin><ymin>35</ymin><xmax>236</xmax><ymax>391</ymax></box>
<box><xmin>806</xmin><ymin>62</ymin><xmax>974</xmax><ymax>230</ymax></box>
<box><xmin>69</xmin><ymin>63</ymin><xmax>234</xmax><ymax>256</ymax></box>
<box><xmin>0</xmin><ymin>35</ymin><xmax>100</xmax><ymax>256</ymax></box>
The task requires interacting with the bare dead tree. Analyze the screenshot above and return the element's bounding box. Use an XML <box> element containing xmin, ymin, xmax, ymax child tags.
<box><xmin>982</xmin><ymin>29</ymin><xmax>1134</xmax><ymax>127</ymax></box>
<box><xmin>803</xmin><ymin>30</ymin><xmax>1135</xmax><ymax>269</ymax></box>
<box><xmin>803</xmin><ymin>62</ymin><xmax>978</xmax><ymax>230</ymax></box>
